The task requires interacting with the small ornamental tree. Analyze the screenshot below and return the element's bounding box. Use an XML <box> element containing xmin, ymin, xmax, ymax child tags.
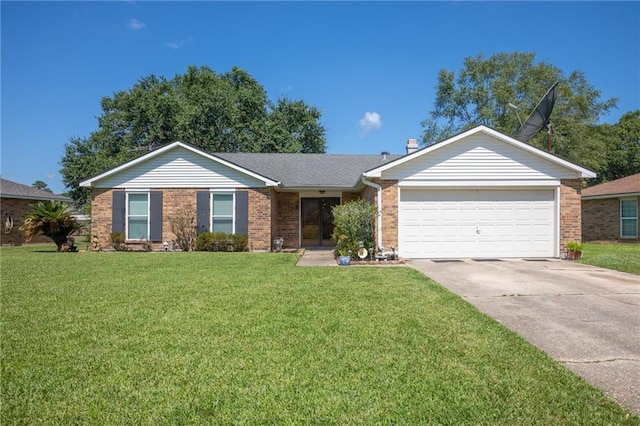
<box><xmin>331</xmin><ymin>199</ymin><xmax>378</xmax><ymax>257</ymax></box>
<box><xmin>168</xmin><ymin>206</ymin><xmax>197</xmax><ymax>251</ymax></box>
<box><xmin>20</xmin><ymin>201</ymin><xmax>81</xmax><ymax>252</ymax></box>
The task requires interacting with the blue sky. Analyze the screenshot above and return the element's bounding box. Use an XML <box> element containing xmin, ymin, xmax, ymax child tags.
<box><xmin>2</xmin><ymin>1</ymin><xmax>639</xmax><ymax>194</ymax></box>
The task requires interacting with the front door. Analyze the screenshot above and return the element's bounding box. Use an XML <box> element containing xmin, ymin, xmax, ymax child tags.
<box><xmin>301</xmin><ymin>198</ymin><xmax>340</xmax><ymax>246</ymax></box>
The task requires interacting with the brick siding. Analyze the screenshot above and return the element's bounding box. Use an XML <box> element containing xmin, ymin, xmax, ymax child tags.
<box><xmin>560</xmin><ymin>179</ymin><xmax>583</xmax><ymax>257</ymax></box>
<box><xmin>247</xmin><ymin>188</ymin><xmax>272</xmax><ymax>251</ymax></box>
<box><xmin>0</xmin><ymin>197</ymin><xmax>59</xmax><ymax>245</ymax></box>
<box><xmin>582</xmin><ymin>197</ymin><xmax>639</xmax><ymax>241</ymax></box>
<box><xmin>90</xmin><ymin>187</ymin><xmax>275</xmax><ymax>251</ymax></box>
<box><xmin>274</xmin><ymin>192</ymin><xmax>299</xmax><ymax>248</ymax></box>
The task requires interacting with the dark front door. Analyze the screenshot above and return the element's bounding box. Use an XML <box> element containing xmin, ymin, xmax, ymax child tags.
<box><xmin>301</xmin><ymin>198</ymin><xmax>340</xmax><ymax>246</ymax></box>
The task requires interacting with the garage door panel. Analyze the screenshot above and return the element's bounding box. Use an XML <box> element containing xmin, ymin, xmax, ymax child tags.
<box><xmin>399</xmin><ymin>189</ymin><xmax>555</xmax><ymax>258</ymax></box>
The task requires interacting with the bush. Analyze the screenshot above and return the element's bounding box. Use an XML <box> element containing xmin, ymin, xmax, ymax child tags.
<box><xmin>331</xmin><ymin>199</ymin><xmax>378</xmax><ymax>257</ymax></box>
<box><xmin>168</xmin><ymin>207</ymin><xmax>197</xmax><ymax>251</ymax></box>
<box><xmin>109</xmin><ymin>232</ymin><xmax>127</xmax><ymax>251</ymax></box>
<box><xmin>195</xmin><ymin>232</ymin><xmax>248</xmax><ymax>252</ymax></box>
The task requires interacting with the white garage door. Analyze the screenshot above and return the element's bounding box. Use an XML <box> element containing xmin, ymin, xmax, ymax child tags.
<box><xmin>399</xmin><ymin>189</ymin><xmax>555</xmax><ymax>259</ymax></box>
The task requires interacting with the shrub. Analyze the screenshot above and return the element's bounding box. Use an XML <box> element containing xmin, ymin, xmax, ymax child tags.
<box><xmin>195</xmin><ymin>232</ymin><xmax>248</xmax><ymax>252</ymax></box>
<box><xmin>331</xmin><ymin>199</ymin><xmax>378</xmax><ymax>257</ymax></box>
<box><xmin>230</xmin><ymin>234</ymin><xmax>248</xmax><ymax>252</ymax></box>
<box><xmin>20</xmin><ymin>200</ymin><xmax>82</xmax><ymax>252</ymax></box>
<box><xmin>109</xmin><ymin>232</ymin><xmax>127</xmax><ymax>251</ymax></box>
<box><xmin>168</xmin><ymin>207</ymin><xmax>197</xmax><ymax>251</ymax></box>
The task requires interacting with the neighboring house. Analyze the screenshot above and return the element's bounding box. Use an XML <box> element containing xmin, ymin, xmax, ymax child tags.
<box><xmin>0</xmin><ymin>178</ymin><xmax>73</xmax><ymax>245</ymax></box>
<box><xmin>582</xmin><ymin>173</ymin><xmax>640</xmax><ymax>241</ymax></box>
<box><xmin>80</xmin><ymin>125</ymin><xmax>595</xmax><ymax>258</ymax></box>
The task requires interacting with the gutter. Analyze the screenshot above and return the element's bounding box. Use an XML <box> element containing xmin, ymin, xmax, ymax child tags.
<box><xmin>361</xmin><ymin>175</ymin><xmax>383</xmax><ymax>250</ymax></box>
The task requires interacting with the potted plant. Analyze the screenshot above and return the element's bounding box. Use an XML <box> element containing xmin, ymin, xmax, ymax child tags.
<box><xmin>566</xmin><ymin>241</ymin><xmax>584</xmax><ymax>260</ymax></box>
<box><xmin>337</xmin><ymin>247</ymin><xmax>352</xmax><ymax>266</ymax></box>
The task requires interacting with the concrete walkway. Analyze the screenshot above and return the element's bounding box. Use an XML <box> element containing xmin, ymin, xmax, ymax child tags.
<box><xmin>296</xmin><ymin>248</ymin><xmax>338</xmax><ymax>267</ymax></box>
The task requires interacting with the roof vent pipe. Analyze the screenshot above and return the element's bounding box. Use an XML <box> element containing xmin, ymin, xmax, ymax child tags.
<box><xmin>381</xmin><ymin>151</ymin><xmax>390</xmax><ymax>160</ymax></box>
<box><xmin>406</xmin><ymin>138</ymin><xmax>418</xmax><ymax>154</ymax></box>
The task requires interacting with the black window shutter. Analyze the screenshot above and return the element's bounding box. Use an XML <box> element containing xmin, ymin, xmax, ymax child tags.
<box><xmin>149</xmin><ymin>191</ymin><xmax>163</xmax><ymax>241</ymax></box>
<box><xmin>235</xmin><ymin>191</ymin><xmax>249</xmax><ymax>235</ymax></box>
<box><xmin>112</xmin><ymin>191</ymin><xmax>125</xmax><ymax>234</ymax></box>
<box><xmin>196</xmin><ymin>191</ymin><xmax>210</xmax><ymax>234</ymax></box>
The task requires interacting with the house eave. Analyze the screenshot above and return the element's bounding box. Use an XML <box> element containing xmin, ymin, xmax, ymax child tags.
<box><xmin>582</xmin><ymin>191</ymin><xmax>640</xmax><ymax>200</ymax></box>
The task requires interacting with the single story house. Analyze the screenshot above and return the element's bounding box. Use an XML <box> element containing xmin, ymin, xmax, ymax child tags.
<box><xmin>582</xmin><ymin>173</ymin><xmax>640</xmax><ymax>241</ymax></box>
<box><xmin>0</xmin><ymin>178</ymin><xmax>73</xmax><ymax>245</ymax></box>
<box><xmin>80</xmin><ymin>125</ymin><xmax>595</xmax><ymax>258</ymax></box>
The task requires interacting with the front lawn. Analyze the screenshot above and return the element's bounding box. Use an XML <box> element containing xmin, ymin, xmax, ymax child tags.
<box><xmin>580</xmin><ymin>242</ymin><xmax>640</xmax><ymax>275</ymax></box>
<box><xmin>2</xmin><ymin>246</ymin><xmax>638</xmax><ymax>424</ymax></box>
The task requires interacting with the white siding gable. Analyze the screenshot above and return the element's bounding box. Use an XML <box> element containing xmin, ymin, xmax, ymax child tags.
<box><xmin>381</xmin><ymin>133</ymin><xmax>581</xmax><ymax>186</ymax></box>
<box><xmin>93</xmin><ymin>147</ymin><xmax>270</xmax><ymax>189</ymax></box>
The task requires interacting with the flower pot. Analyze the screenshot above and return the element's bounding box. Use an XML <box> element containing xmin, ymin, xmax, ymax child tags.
<box><xmin>338</xmin><ymin>255</ymin><xmax>351</xmax><ymax>266</ymax></box>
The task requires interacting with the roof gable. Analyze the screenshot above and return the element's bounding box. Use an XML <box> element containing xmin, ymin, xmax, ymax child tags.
<box><xmin>582</xmin><ymin>173</ymin><xmax>640</xmax><ymax>199</ymax></box>
<box><xmin>364</xmin><ymin>125</ymin><xmax>596</xmax><ymax>181</ymax></box>
<box><xmin>80</xmin><ymin>142</ymin><xmax>280</xmax><ymax>188</ymax></box>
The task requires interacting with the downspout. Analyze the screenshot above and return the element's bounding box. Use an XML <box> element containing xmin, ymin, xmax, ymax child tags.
<box><xmin>361</xmin><ymin>175</ymin><xmax>383</xmax><ymax>250</ymax></box>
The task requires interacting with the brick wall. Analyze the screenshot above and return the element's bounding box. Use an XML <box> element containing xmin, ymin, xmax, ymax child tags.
<box><xmin>91</xmin><ymin>187</ymin><xmax>275</xmax><ymax>251</ymax></box>
<box><xmin>582</xmin><ymin>197</ymin><xmax>639</xmax><ymax>241</ymax></box>
<box><xmin>274</xmin><ymin>192</ymin><xmax>299</xmax><ymax>248</ymax></box>
<box><xmin>0</xmin><ymin>197</ymin><xmax>56</xmax><ymax>245</ymax></box>
<box><xmin>91</xmin><ymin>188</ymin><xmax>114</xmax><ymax>249</ymax></box>
<box><xmin>380</xmin><ymin>180</ymin><xmax>399</xmax><ymax>250</ymax></box>
<box><xmin>247</xmin><ymin>188</ymin><xmax>272</xmax><ymax>251</ymax></box>
<box><xmin>560</xmin><ymin>179</ymin><xmax>582</xmax><ymax>257</ymax></box>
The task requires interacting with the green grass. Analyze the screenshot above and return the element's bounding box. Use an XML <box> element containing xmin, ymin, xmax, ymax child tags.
<box><xmin>580</xmin><ymin>242</ymin><xmax>640</xmax><ymax>274</ymax></box>
<box><xmin>2</xmin><ymin>246</ymin><xmax>638</xmax><ymax>425</ymax></box>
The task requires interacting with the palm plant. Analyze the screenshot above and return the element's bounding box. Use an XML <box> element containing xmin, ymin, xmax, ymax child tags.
<box><xmin>21</xmin><ymin>201</ymin><xmax>82</xmax><ymax>251</ymax></box>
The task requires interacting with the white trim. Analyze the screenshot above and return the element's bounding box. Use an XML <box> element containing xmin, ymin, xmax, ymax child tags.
<box><xmin>363</xmin><ymin>125</ymin><xmax>596</xmax><ymax>179</ymax></box>
<box><xmin>210</xmin><ymin>191</ymin><xmax>236</xmax><ymax>234</ymax></box>
<box><xmin>582</xmin><ymin>192</ymin><xmax>640</xmax><ymax>200</ymax></box>
<box><xmin>398</xmin><ymin>180</ymin><xmax>561</xmax><ymax>188</ymax></box>
<box><xmin>125</xmin><ymin>191</ymin><xmax>150</xmax><ymax>241</ymax></box>
<box><xmin>555</xmin><ymin>186</ymin><xmax>561</xmax><ymax>258</ymax></box>
<box><xmin>79</xmin><ymin>141</ymin><xmax>281</xmax><ymax>187</ymax></box>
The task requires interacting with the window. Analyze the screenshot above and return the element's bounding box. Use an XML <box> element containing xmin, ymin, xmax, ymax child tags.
<box><xmin>127</xmin><ymin>192</ymin><xmax>149</xmax><ymax>240</ymax></box>
<box><xmin>212</xmin><ymin>193</ymin><xmax>234</xmax><ymax>234</ymax></box>
<box><xmin>620</xmin><ymin>198</ymin><xmax>638</xmax><ymax>238</ymax></box>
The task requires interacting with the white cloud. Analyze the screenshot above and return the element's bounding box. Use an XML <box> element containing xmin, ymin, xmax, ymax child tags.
<box><xmin>127</xmin><ymin>18</ymin><xmax>145</xmax><ymax>30</ymax></box>
<box><xmin>358</xmin><ymin>112</ymin><xmax>382</xmax><ymax>136</ymax></box>
<box><xmin>165</xmin><ymin>33</ymin><xmax>193</xmax><ymax>50</ymax></box>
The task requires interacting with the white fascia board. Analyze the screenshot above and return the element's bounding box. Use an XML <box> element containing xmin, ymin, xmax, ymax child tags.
<box><xmin>363</xmin><ymin>125</ymin><xmax>596</xmax><ymax>179</ymax></box>
<box><xmin>398</xmin><ymin>179</ymin><xmax>561</xmax><ymax>188</ymax></box>
<box><xmin>79</xmin><ymin>141</ymin><xmax>281</xmax><ymax>187</ymax></box>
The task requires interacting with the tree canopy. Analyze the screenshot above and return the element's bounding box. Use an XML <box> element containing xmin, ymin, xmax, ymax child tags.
<box><xmin>61</xmin><ymin>66</ymin><xmax>326</xmax><ymax>208</ymax></box>
<box><xmin>419</xmin><ymin>52</ymin><xmax>637</xmax><ymax>184</ymax></box>
<box><xmin>32</xmin><ymin>180</ymin><xmax>52</xmax><ymax>193</ymax></box>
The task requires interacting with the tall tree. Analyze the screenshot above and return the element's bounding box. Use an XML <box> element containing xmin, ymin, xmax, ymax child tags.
<box><xmin>32</xmin><ymin>180</ymin><xmax>52</xmax><ymax>193</ymax></box>
<box><xmin>421</xmin><ymin>52</ymin><xmax>618</xmax><ymax>166</ymax></box>
<box><xmin>587</xmin><ymin>110</ymin><xmax>640</xmax><ymax>184</ymax></box>
<box><xmin>60</xmin><ymin>65</ymin><xmax>326</xmax><ymax>208</ymax></box>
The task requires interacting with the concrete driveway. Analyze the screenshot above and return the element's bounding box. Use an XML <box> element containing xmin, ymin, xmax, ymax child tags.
<box><xmin>408</xmin><ymin>258</ymin><xmax>640</xmax><ymax>415</ymax></box>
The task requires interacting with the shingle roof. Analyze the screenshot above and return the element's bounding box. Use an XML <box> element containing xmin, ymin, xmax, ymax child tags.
<box><xmin>215</xmin><ymin>153</ymin><xmax>401</xmax><ymax>188</ymax></box>
<box><xmin>582</xmin><ymin>173</ymin><xmax>640</xmax><ymax>198</ymax></box>
<box><xmin>0</xmin><ymin>178</ymin><xmax>72</xmax><ymax>202</ymax></box>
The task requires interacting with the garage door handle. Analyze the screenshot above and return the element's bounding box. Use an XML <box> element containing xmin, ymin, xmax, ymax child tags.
<box><xmin>476</xmin><ymin>227</ymin><xmax>481</xmax><ymax>234</ymax></box>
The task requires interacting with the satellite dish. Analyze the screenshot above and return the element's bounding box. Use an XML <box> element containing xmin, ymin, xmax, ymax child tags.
<box><xmin>513</xmin><ymin>81</ymin><xmax>559</xmax><ymax>146</ymax></box>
